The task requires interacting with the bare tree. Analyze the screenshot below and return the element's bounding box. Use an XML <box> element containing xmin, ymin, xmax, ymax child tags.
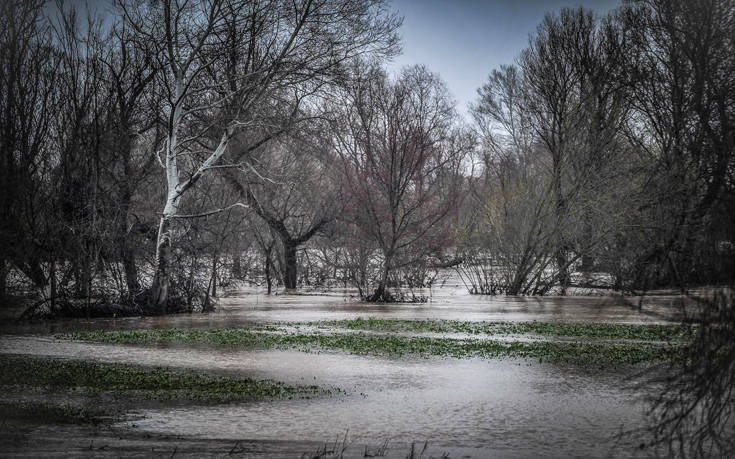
<box><xmin>229</xmin><ymin>128</ymin><xmax>339</xmax><ymax>291</ymax></box>
<box><xmin>334</xmin><ymin>64</ymin><xmax>472</xmax><ymax>301</ymax></box>
<box><xmin>623</xmin><ymin>0</ymin><xmax>735</xmax><ymax>288</ymax></box>
<box><xmin>0</xmin><ymin>0</ymin><xmax>58</xmax><ymax>297</ymax></box>
<box><xmin>517</xmin><ymin>7</ymin><xmax>634</xmax><ymax>294</ymax></box>
<box><xmin>465</xmin><ymin>8</ymin><xmax>635</xmax><ymax>296</ymax></box>
<box><xmin>466</xmin><ymin>64</ymin><xmax>556</xmax><ymax>295</ymax></box>
<box><xmin>100</xmin><ymin>23</ymin><xmax>160</xmax><ymax>298</ymax></box>
<box><xmin>49</xmin><ymin>4</ymin><xmax>112</xmax><ymax>313</ymax></box>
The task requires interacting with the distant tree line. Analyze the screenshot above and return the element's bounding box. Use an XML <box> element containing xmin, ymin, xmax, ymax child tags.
<box><xmin>460</xmin><ymin>0</ymin><xmax>735</xmax><ymax>295</ymax></box>
<box><xmin>0</xmin><ymin>0</ymin><xmax>733</xmax><ymax>316</ymax></box>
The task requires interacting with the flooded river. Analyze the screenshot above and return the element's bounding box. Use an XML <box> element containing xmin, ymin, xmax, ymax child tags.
<box><xmin>1</xmin><ymin>281</ymin><xmax>683</xmax><ymax>336</ymax></box>
<box><xmin>0</xmin><ymin>281</ymin><xmax>682</xmax><ymax>457</ymax></box>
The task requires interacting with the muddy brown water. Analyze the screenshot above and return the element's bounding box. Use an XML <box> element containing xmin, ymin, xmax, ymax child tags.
<box><xmin>0</xmin><ymin>281</ymin><xmax>683</xmax><ymax>457</ymax></box>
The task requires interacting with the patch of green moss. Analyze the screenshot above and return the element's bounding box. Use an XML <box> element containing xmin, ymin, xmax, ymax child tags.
<box><xmin>0</xmin><ymin>355</ymin><xmax>327</xmax><ymax>401</ymax></box>
<box><xmin>297</xmin><ymin>318</ymin><xmax>691</xmax><ymax>341</ymax></box>
<box><xmin>67</xmin><ymin>329</ymin><xmax>682</xmax><ymax>364</ymax></box>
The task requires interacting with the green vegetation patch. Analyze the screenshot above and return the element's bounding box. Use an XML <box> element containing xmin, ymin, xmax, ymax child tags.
<box><xmin>300</xmin><ymin>318</ymin><xmax>692</xmax><ymax>341</ymax></box>
<box><xmin>0</xmin><ymin>355</ymin><xmax>325</xmax><ymax>401</ymax></box>
<box><xmin>68</xmin><ymin>329</ymin><xmax>682</xmax><ymax>364</ymax></box>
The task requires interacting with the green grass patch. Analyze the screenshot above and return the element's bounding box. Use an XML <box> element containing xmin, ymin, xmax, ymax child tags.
<box><xmin>67</xmin><ymin>329</ymin><xmax>682</xmax><ymax>364</ymax></box>
<box><xmin>296</xmin><ymin>318</ymin><xmax>691</xmax><ymax>341</ymax></box>
<box><xmin>0</xmin><ymin>355</ymin><xmax>327</xmax><ymax>401</ymax></box>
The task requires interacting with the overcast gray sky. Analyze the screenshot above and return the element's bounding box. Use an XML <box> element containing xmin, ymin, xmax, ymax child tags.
<box><xmin>386</xmin><ymin>0</ymin><xmax>621</xmax><ymax>118</ymax></box>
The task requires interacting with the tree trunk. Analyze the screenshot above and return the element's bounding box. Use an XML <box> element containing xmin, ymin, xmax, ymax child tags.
<box><xmin>553</xmin><ymin>162</ymin><xmax>569</xmax><ymax>295</ymax></box>
<box><xmin>555</xmin><ymin>249</ymin><xmax>570</xmax><ymax>295</ymax></box>
<box><xmin>232</xmin><ymin>252</ymin><xmax>241</xmax><ymax>278</ymax></box>
<box><xmin>185</xmin><ymin>255</ymin><xmax>197</xmax><ymax>310</ymax></box>
<box><xmin>151</xmin><ymin>216</ymin><xmax>172</xmax><ymax>314</ymax></box>
<box><xmin>49</xmin><ymin>259</ymin><xmax>57</xmax><ymax>310</ymax></box>
<box><xmin>369</xmin><ymin>257</ymin><xmax>392</xmax><ymax>302</ymax></box>
<box><xmin>265</xmin><ymin>245</ymin><xmax>273</xmax><ymax>295</ymax></box>
<box><xmin>283</xmin><ymin>240</ymin><xmax>298</xmax><ymax>291</ymax></box>
<box><xmin>151</xmin><ymin>76</ymin><xmax>183</xmax><ymax>316</ymax></box>
<box><xmin>119</xmin><ymin>178</ymin><xmax>140</xmax><ymax>297</ymax></box>
<box><xmin>211</xmin><ymin>254</ymin><xmax>218</xmax><ymax>298</ymax></box>
<box><xmin>71</xmin><ymin>258</ymin><xmax>82</xmax><ymax>297</ymax></box>
<box><xmin>0</xmin><ymin>258</ymin><xmax>7</xmax><ymax>298</ymax></box>
<box><xmin>122</xmin><ymin>243</ymin><xmax>140</xmax><ymax>297</ymax></box>
<box><xmin>203</xmin><ymin>254</ymin><xmax>217</xmax><ymax>313</ymax></box>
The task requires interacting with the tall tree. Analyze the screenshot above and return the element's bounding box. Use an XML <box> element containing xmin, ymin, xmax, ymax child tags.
<box><xmin>334</xmin><ymin>64</ymin><xmax>471</xmax><ymax>301</ymax></box>
<box><xmin>519</xmin><ymin>7</ymin><xmax>633</xmax><ymax>294</ymax></box>
<box><xmin>0</xmin><ymin>0</ymin><xmax>58</xmax><ymax>296</ymax></box>
<box><xmin>229</xmin><ymin>129</ymin><xmax>339</xmax><ymax>291</ymax></box>
<box><xmin>100</xmin><ymin>23</ymin><xmax>160</xmax><ymax>297</ymax></box>
<box><xmin>624</xmin><ymin>0</ymin><xmax>735</xmax><ymax>287</ymax></box>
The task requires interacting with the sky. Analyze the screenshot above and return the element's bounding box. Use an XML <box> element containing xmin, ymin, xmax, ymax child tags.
<box><xmin>386</xmin><ymin>0</ymin><xmax>621</xmax><ymax>118</ymax></box>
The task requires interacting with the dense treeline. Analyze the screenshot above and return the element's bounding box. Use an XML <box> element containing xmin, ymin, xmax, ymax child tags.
<box><xmin>0</xmin><ymin>0</ymin><xmax>733</xmax><ymax>316</ymax></box>
<box><xmin>459</xmin><ymin>0</ymin><xmax>735</xmax><ymax>295</ymax></box>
